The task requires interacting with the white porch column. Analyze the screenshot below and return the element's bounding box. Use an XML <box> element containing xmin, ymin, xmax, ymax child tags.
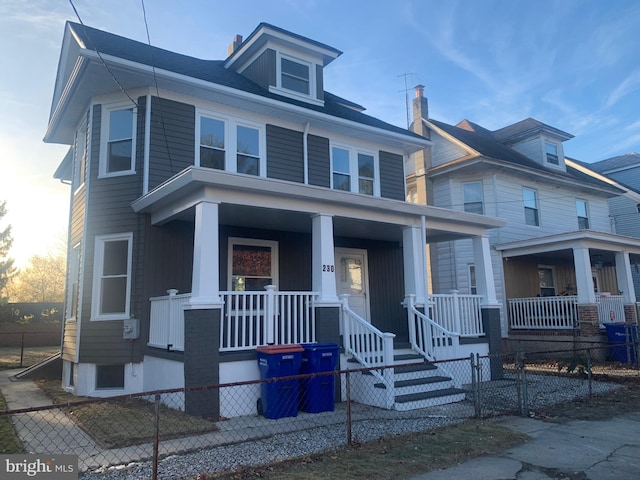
<box><xmin>190</xmin><ymin>200</ymin><xmax>222</xmax><ymax>306</ymax></box>
<box><xmin>472</xmin><ymin>235</ymin><xmax>499</xmax><ymax>306</ymax></box>
<box><xmin>312</xmin><ymin>213</ymin><xmax>338</xmax><ymax>303</ymax></box>
<box><xmin>615</xmin><ymin>251</ymin><xmax>637</xmax><ymax>303</ymax></box>
<box><xmin>402</xmin><ymin>225</ymin><xmax>426</xmax><ymax>305</ymax></box>
<box><xmin>573</xmin><ymin>247</ymin><xmax>596</xmax><ymax>304</ymax></box>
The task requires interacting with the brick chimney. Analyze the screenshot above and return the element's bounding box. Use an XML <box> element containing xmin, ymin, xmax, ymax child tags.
<box><xmin>411</xmin><ymin>84</ymin><xmax>430</xmax><ymax>139</ymax></box>
<box><xmin>227</xmin><ymin>35</ymin><xmax>243</xmax><ymax>56</ymax></box>
<box><xmin>409</xmin><ymin>84</ymin><xmax>432</xmax><ymax>205</ymax></box>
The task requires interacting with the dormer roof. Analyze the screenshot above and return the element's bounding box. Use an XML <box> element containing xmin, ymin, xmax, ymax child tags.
<box><xmin>492</xmin><ymin>117</ymin><xmax>574</xmax><ymax>144</ymax></box>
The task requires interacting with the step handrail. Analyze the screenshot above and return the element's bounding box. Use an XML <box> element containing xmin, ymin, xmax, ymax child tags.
<box><xmin>405</xmin><ymin>294</ymin><xmax>460</xmax><ymax>362</ymax></box>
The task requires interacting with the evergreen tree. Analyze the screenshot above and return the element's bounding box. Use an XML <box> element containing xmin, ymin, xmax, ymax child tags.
<box><xmin>0</xmin><ymin>201</ymin><xmax>15</xmax><ymax>303</ymax></box>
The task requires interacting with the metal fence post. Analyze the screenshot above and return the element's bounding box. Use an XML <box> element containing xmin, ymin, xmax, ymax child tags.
<box><xmin>153</xmin><ymin>394</ymin><xmax>161</xmax><ymax>480</ymax></box>
<box><xmin>345</xmin><ymin>370</ymin><xmax>352</xmax><ymax>445</ymax></box>
<box><xmin>476</xmin><ymin>353</ymin><xmax>483</xmax><ymax>418</ymax></box>
<box><xmin>586</xmin><ymin>349</ymin><xmax>592</xmax><ymax>397</ymax></box>
<box><xmin>20</xmin><ymin>332</ymin><xmax>25</xmax><ymax>367</ymax></box>
<box><xmin>515</xmin><ymin>347</ymin><xmax>528</xmax><ymax>416</ymax></box>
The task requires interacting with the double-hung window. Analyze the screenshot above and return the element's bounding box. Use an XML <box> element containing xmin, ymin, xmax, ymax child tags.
<box><xmin>100</xmin><ymin>103</ymin><xmax>136</xmax><ymax>177</ymax></box>
<box><xmin>280</xmin><ymin>56</ymin><xmax>310</xmax><ymax>95</ymax></box>
<box><xmin>197</xmin><ymin>112</ymin><xmax>264</xmax><ymax>176</ymax></box>
<box><xmin>228</xmin><ymin>238</ymin><xmax>278</xmax><ymax>291</ymax></box>
<box><xmin>523</xmin><ymin>188</ymin><xmax>539</xmax><ymax>226</ymax></box>
<box><xmin>576</xmin><ymin>199</ymin><xmax>589</xmax><ymax>229</ymax></box>
<box><xmin>92</xmin><ymin>233</ymin><xmax>133</xmax><ymax>320</ymax></box>
<box><xmin>545</xmin><ymin>142</ymin><xmax>559</xmax><ymax>165</ymax></box>
<box><xmin>463</xmin><ymin>182</ymin><xmax>484</xmax><ymax>214</ymax></box>
<box><xmin>331</xmin><ymin>146</ymin><xmax>377</xmax><ymax>195</ymax></box>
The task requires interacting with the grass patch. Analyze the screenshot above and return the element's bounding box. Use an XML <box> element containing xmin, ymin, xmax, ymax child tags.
<box><xmin>0</xmin><ymin>390</ymin><xmax>23</xmax><ymax>454</ymax></box>
<box><xmin>202</xmin><ymin>421</ymin><xmax>528</xmax><ymax>480</ymax></box>
<box><xmin>0</xmin><ymin>346</ymin><xmax>59</xmax><ymax>370</ymax></box>
<box><xmin>36</xmin><ymin>379</ymin><xmax>217</xmax><ymax>449</ymax></box>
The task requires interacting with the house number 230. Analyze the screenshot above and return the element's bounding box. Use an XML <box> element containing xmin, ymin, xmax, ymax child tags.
<box><xmin>322</xmin><ymin>264</ymin><xmax>335</xmax><ymax>272</ymax></box>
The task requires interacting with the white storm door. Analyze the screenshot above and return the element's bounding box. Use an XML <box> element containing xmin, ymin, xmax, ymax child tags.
<box><xmin>335</xmin><ymin>248</ymin><xmax>370</xmax><ymax>322</ymax></box>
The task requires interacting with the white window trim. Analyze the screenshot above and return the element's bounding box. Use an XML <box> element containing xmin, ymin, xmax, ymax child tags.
<box><xmin>522</xmin><ymin>187</ymin><xmax>540</xmax><ymax>227</ymax></box>
<box><xmin>99</xmin><ymin>101</ymin><xmax>137</xmax><ymax>178</ymax></box>
<box><xmin>196</xmin><ymin>110</ymin><xmax>266</xmax><ymax>177</ymax></box>
<box><xmin>91</xmin><ymin>232</ymin><xmax>133</xmax><ymax>321</ymax></box>
<box><xmin>576</xmin><ymin>198</ymin><xmax>590</xmax><ymax>229</ymax></box>
<box><xmin>269</xmin><ymin>51</ymin><xmax>324</xmax><ymax>106</ymax></box>
<box><xmin>227</xmin><ymin>237</ymin><xmax>279</xmax><ymax>290</ymax></box>
<box><xmin>330</xmin><ymin>143</ymin><xmax>380</xmax><ymax>196</ymax></box>
<box><xmin>463</xmin><ymin>181</ymin><xmax>484</xmax><ymax>214</ymax></box>
<box><xmin>538</xmin><ymin>264</ymin><xmax>557</xmax><ymax>296</ymax></box>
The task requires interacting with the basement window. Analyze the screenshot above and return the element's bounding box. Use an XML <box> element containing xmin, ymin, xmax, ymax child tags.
<box><xmin>96</xmin><ymin>364</ymin><xmax>125</xmax><ymax>389</ymax></box>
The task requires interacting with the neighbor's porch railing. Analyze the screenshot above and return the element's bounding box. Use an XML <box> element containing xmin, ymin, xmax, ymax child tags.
<box><xmin>406</xmin><ymin>294</ymin><xmax>460</xmax><ymax>362</ymax></box>
<box><xmin>148</xmin><ymin>287</ymin><xmax>317</xmax><ymax>352</ymax></box>
<box><xmin>340</xmin><ymin>294</ymin><xmax>395</xmax><ymax>408</ymax></box>
<box><xmin>508</xmin><ymin>296</ymin><xmax>578</xmax><ymax>330</ymax></box>
<box><xmin>428</xmin><ymin>291</ymin><xmax>484</xmax><ymax>337</ymax></box>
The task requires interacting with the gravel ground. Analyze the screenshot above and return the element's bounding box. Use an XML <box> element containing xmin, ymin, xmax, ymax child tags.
<box><xmin>79</xmin><ymin>373</ymin><xmax>623</xmax><ymax>480</ymax></box>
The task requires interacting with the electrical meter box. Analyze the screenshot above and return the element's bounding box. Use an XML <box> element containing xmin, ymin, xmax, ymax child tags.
<box><xmin>123</xmin><ymin>317</ymin><xmax>139</xmax><ymax>340</ymax></box>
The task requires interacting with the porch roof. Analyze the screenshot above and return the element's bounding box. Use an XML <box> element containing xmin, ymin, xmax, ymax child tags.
<box><xmin>495</xmin><ymin>230</ymin><xmax>640</xmax><ymax>257</ymax></box>
<box><xmin>131</xmin><ymin>166</ymin><xmax>505</xmax><ymax>243</ymax></box>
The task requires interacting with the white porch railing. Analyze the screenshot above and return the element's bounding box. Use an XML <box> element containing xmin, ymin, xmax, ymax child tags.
<box><xmin>220</xmin><ymin>287</ymin><xmax>317</xmax><ymax>351</ymax></box>
<box><xmin>428</xmin><ymin>291</ymin><xmax>484</xmax><ymax>337</ymax></box>
<box><xmin>149</xmin><ymin>289</ymin><xmax>190</xmax><ymax>351</ymax></box>
<box><xmin>508</xmin><ymin>296</ymin><xmax>578</xmax><ymax>330</ymax></box>
<box><xmin>148</xmin><ymin>287</ymin><xmax>317</xmax><ymax>352</ymax></box>
<box><xmin>406</xmin><ymin>294</ymin><xmax>460</xmax><ymax>361</ymax></box>
<box><xmin>596</xmin><ymin>294</ymin><xmax>625</xmax><ymax>327</ymax></box>
<box><xmin>340</xmin><ymin>294</ymin><xmax>395</xmax><ymax>408</ymax></box>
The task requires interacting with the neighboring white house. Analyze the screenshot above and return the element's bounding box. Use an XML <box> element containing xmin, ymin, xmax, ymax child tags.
<box><xmin>408</xmin><ymin>86</ymin><xmax>640</xmax><ymax>347</ymax></box>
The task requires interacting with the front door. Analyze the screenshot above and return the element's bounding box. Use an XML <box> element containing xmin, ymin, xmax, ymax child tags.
<box><xmin>335</xmin><ymin>248</ymin><xmax>370</xmax><ymax>321</ymax></box>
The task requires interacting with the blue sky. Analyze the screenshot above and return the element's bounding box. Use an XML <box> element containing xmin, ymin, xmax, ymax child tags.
<box><xmin>2</xmin><ymin>0</ymin><xmax>639</xmax><ymax>267</ymax></box>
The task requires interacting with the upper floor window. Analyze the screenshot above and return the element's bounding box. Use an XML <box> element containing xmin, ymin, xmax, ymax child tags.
<box><xmin>545</xmin><ymin>142</ymin><xmax>559</xmax><ymax>165</ymax></box>
<box><xmin>463</xmin><ymin>182</ymin><xmax>484</xmax><ymax>214</ymax></box>
<box><xmin>523</xmin><ymin>188</ymin><xmax>539</xmax><ymax>226</ymax></box>
<box><xmin>197</xmin><ymin>111</ymin><xmax>264</xmax><ymax>177</ymax></box>
<box><xmin>331</xmin><ymin>145</ymin><xmax>377</xmax><ymax>195</ymax></box>
<box><xmin>576</xmin><ymin>199</ymin><xmax>589</xmax><ymax>229</ymax></box>
<box><xmin>100</xmin><ymin>103</ymin><xmax>136</xmax><ymax>177</ymax></box>
<box><xmin>91</xmin><ymin>233</ymin><xmax>133</xmax><ymax>320</ymax></box>
<box><xmin>280</xmin><ymin>57</ymin><xmax>310</xmax><ymax>95</ymax></box>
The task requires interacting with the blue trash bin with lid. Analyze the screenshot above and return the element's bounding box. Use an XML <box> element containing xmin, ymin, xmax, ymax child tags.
<box><xmin>604</xmin><ymin>323</ymin><xmax>638</xmax><ymax>364</ymax></box>
<box><xmin>256</xmin><ymin>344</ymin><xmax>303</xmax><ymax>419</ymax></box>
<box><xmin>299</xmin><ymin>343</ymin><xmax>341</xmax><ymax>413</ymax></box>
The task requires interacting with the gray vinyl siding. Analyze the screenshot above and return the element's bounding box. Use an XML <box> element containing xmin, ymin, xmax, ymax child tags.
<box><xmin>607</xmin><ymin>167</ymin><xmax>640</xmax><ymax>194</ymax></box>
<box><xmin>307</xmin><ymin>134</ymin><xmax>330</xmax><ymax>187</ymax></box>
<box><xmin>266</xmin><ymin>124</ymin><xmax>304</xmax><ymax>182</ymax></box>
<box><xmin>379</xmin><ymin>150</ymin><xmax>405</xmax><ymax>200</ymax></box>
<box><xmin>148</xmin><ymin>96</ymin><xmax>195</xmax><ymax>190</ymax></box>
<box><xmin>79</xmin><ymin>100</ymin><xmax>145</xmax><ymax>365</ymax></box>
<box><xmin>241</xmin><ymin>48</ymin><xmax>276</xmax><ymax>90</ymax></box>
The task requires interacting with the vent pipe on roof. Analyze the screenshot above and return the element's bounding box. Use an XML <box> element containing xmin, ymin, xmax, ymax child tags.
<box><xmin>227</xmin><ymin>35</ymin><xmax>243</xmax><ymax>56</ymax></box>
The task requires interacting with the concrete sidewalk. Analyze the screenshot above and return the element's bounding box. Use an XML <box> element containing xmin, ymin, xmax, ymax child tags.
<box><xmin>410</xmin><ymin>413</ymin><xmax>640</xmax><ymax>480</ymax></box>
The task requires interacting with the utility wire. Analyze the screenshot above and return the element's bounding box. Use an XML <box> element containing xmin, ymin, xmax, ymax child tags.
<box><xmin>68</xmin><ymin>0</ymin><xmax>138</xmax><ymax>109</ymax></box>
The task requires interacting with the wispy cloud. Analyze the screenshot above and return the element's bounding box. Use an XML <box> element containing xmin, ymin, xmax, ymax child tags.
<box><xmin>604</xmin><ymin>69</ymin><xmax>640</xmax><ymax>109</ymax></box>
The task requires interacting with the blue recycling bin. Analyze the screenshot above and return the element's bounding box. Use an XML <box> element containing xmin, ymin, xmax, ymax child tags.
<box><xmin>256</xmin><ymin>344</ymin><xmax>304</xmax><ymax>419</ymax></box>
<box><xmin>299</xmin><ymin>343</ymin><xmax>341</xmax><ymax>413</ymax></box>
<box><xmin>604</xmin><ymin>323</ymin><xmax>638</xmax><ymax>363</ymax></box>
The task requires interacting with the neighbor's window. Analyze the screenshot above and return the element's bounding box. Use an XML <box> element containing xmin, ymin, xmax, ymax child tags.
<box><xmin>92</xmin><ymin>233</ymin><xmax>132</xmax><ymax>320</ymax></box>
<box><xmin>576</xmin><ymin>199</ymin><xmax>589</xmax><ymax>229</ymax></box>
<box><xmin>468</xmin><ymin>264</ymin><xmax>477</xmax><ymax>294</ymax></box>
<box><xmin>280</xmin><ymin>56</ymin><xmax>310</xmax><ymax>95</ymax></box>
<box><xmin>96</xmin><ymin>364</ymin><xmax>125</xmax><ymax>389</ymax></box>
<box><xmin>229</xmin><ymin>238</ymin><xmax>278</xmax><ymax>291</ymax></box>
<box><xmin>199</xmin><ymin>116</ymin><xmax>225</xmax><ymax>170</ymax></box>
<box><xmin>538</xmin><ymin>266</ymin><xmax>556</xmax><ymax>296</ymax></box>
<box><xmin>463</xmin><ymin>182</ymin><xmax>484</xmax><ymax>214</ymax></box>
<box><xmin>100</xmin><ymin>104</ymin><xmax>136</xmax><ymax>176</ymax></box>
<box><xmin>523</xmin><ymin>188</ymin><xmax>539</xmax><ymax>226</ymax></box>
<box><xmin>545</xmin><ymin>142</ymin><xmax>559</xmax><ymax>165</ymax></box>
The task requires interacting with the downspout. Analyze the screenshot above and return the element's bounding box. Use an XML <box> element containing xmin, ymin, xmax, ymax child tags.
<box><xmin>143</xmin><ymin>93</ymin><xmax>151</xmax><ymax>195</ymax></box>
<box><xmin>303</xmin><ymin>122</ymin><xmax>310</xmax><ymax>184</ymax></box>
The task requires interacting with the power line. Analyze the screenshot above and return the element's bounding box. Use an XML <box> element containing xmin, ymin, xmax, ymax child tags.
<box><xmin>68</xmin><ymin>0</ymin><xmax>138</xmax><ymax>109</ymax></box>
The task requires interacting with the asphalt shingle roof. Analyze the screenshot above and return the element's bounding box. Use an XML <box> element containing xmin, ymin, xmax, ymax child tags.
<box><xmin>68</xmin><ymin>21</ymin><xmax>420</xmax><ymax>140</ymax></box>
<box><xmin>588</xmin><ymin>152</ymin><xmax>640</xmax><ymax>173</ymax></box>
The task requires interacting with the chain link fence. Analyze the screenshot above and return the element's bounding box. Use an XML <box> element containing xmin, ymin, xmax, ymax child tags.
<box><xmin>1</xmin><ymin>341</ymin><xmax>638</xmax><ymax>479</ymax></box>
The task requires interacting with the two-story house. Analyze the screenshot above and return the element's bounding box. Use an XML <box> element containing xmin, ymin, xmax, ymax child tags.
<box><xmin>409</xmin><ymin>86</ymin><xmax>640</xmax><ymax>351</ymax></box>
<box><xmin>47</xmin><ymin>23</ymin><xmax>504</xmax><ymax>416</ymax></box>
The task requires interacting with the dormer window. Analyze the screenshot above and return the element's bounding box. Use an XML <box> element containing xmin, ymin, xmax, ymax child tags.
<box><xmin>281</xmin><ymin>57</ymin><xmax>310</xmax><ymax>95</ymax></box>
<box><xmin>545</xmin><ymin>142</ymin><xmax>559</xmax><ymax>165</ymax></box>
